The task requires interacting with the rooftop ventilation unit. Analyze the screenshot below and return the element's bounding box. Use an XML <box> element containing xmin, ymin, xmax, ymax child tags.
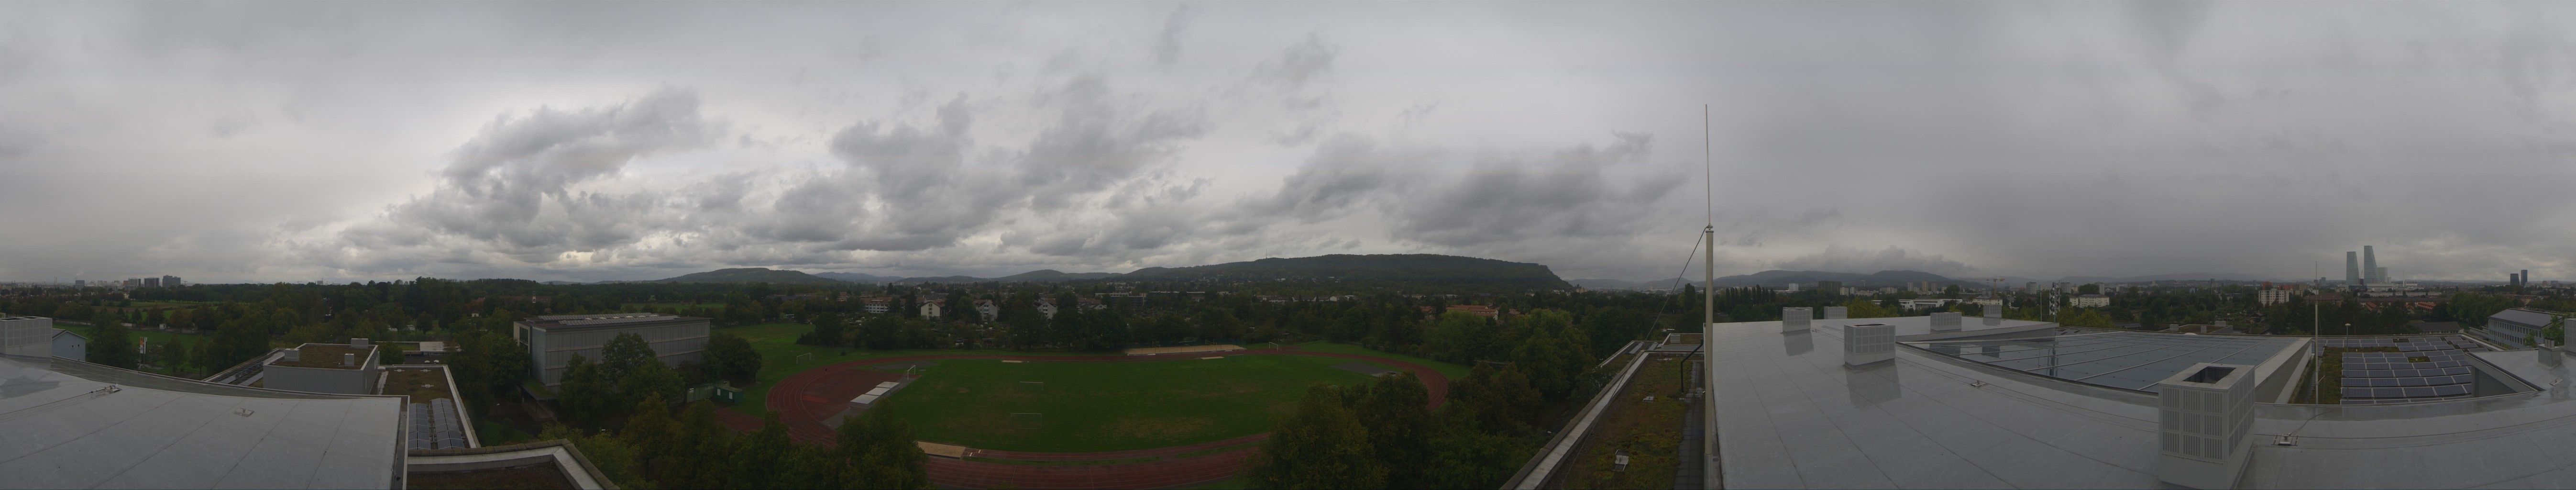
<box><xmin>1823</xmin><ymin>307</ymin><xmax>1848</xmax><ymax>320</ymax></box>
<box><xmin>2156</xmin><ymin>363</ymin><xmax>2258</xmax><ymax>490</ymax></box>
<box><xmin>343</xmin><ymin>353</ymin><xmax>356</xmax><ymax>367</ymax></box>
<box><xmin>1781</xmin><ymin>307</ymin><xmax>1811</xmax><ymax>333</ymax></box>
<box><xmin>281</xmin><ymin>349</ymin><xmax>300</xmax><ymax>363</ymax></box>
<box><xmin>2545</xmin><ymin>339</ymin><xmax>2562</xmax><ymax>368</ymax></box>
<box><xmin>349</xmin><ymin>338</ymin><xmax>368</xmax><ymax>347</ymax></box>
<box><xmin>1843</xmin><ymin>323</ymin><xmax>1894</xmax><ymax>367</ymax></box>
<box><xmin>1929</xmin><ymin>312</ymin><xmax>1963</xmax><ymax>332</ymax></box>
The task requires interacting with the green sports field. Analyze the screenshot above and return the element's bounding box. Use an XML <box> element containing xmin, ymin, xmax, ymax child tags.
<box><xmin>868</xmin><ymin>356</ymin><xmax>1385</xmax><ymax>453</ymax></box>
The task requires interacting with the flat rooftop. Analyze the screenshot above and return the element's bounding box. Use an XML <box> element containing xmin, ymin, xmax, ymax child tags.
<box><xmin>0</xmin><ymin>355</ymin><xmax>405</xmax><ymax>489</ymax></box>
<box><xmin>382</xmin><ymin>365</ymin><xmax>457</xmax><ymax>402</ymax></box>
<box><xmin>269</xmin><ymin>343</ymin><xmax>377</xmax><ymax>369</ymax></box>
<box><xmin>1704</xmin><ymin>317</ymin><xmax>2576</xmax><ymax>488</ymax></box>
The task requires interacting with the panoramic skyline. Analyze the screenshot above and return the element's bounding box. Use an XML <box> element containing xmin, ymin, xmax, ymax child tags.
<box><xmin>6</xmin><ymin>2</ymin><xmax>2576</xmax><ymax>284</ymax></box>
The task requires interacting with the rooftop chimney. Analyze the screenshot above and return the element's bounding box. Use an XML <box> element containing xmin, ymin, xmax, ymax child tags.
<box><xmin>343</xmin><ymin>353</ymin><xmax>356</xmax><ymax>367</ymax></box>
<box><xmin>350</xmin><ymin>338</ymin><xmax>368</xmax><ymax>347</ymax></box>
<box><xmin>2156</xmin><ymin>363</ymin><xmax>2257</xmax><ymax>490</ymax></box>
<box><xmin>282</xmin><ymin>349</ymin><xmax>299</xmax><ymax>363</ymax></box>
<box><xmin>1929</xmin><ymin>312</ymin><xmax>1963</xmax><ymax>332</ymax></box>
<box><xmin>1781</xmin><ymin>307</ymin><xmax>1811</xmax><ymax>333</ymax></box>
<box><xmin>1843</xmin><ymin>323</ymin><xmax>1894</xmax><ymax>367</ymax></box>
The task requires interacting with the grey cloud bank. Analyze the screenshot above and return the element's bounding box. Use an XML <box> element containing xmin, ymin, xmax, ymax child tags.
<box><xmin>3</xmin><ymin>1</ymin><xmax>2574</xmax><ymax>284</ymax></box>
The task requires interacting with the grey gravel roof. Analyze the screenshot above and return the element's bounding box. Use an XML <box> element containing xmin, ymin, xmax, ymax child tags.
<box><xmin>0</xmin><ymin>355</ymin><xmax>404</xmax><ymax>489</ymax></box>
<box><xmin>1706</xmin><ymin>318</ymin><xmax>2576</xmax><ymax>489</ymax></box>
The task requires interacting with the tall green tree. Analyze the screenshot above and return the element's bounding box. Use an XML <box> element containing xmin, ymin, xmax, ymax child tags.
<box><xmin>837</xmin><ymin>413</ymin><xmax>930</xmax><ymax>489</ymax></box>
<box><xmin>87</xmin><ymin>311</ymin><xmax>137</xmax><ymax>369</ymax></box>
<box><xmin>704</xmin><ymin>331</ymin><xmax>762</xmax><ymax>386</ymax></box>
<box><xmin>1249</xmin><ymin>386</ymin><xmax>1386</xmax><ymax>489</ymax></box>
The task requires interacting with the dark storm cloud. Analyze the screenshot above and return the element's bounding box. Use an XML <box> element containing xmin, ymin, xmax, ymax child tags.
<box><xmin>1153</xmin><ymin>5</ymin><xmax>1195</xmax><ymax>67</ymax></box>
<box><xmin>13</xmin><ymin>1</ymin><xmax>2576</xmax><ymax>283</ymax></box>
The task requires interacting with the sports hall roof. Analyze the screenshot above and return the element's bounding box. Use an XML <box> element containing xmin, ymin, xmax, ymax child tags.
<box><xmin>0</xmin><ymin>355</ymin><xmax>406</xmax><ymax>489</ymax></box>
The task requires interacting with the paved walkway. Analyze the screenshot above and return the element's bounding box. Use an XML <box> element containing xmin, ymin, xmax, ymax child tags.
<box><xmin>723</xmin><ymin>346</ymin><xmax>1452</xmax><ymax>489</ymax></box>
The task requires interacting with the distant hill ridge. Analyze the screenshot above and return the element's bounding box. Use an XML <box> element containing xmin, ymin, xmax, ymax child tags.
<box><xmin>655</xmin><ymin>267</ymin><xmax>841</xmax><ymax>284</ymax></box>
<box><xmin>656</xmin><ymin>254</ymin><xmax>1573</xmax><ymax>290</ymax></box>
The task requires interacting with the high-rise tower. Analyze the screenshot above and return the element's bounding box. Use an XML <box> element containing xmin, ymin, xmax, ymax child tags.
<box><xmin>2362</xmin><ymin>246</ymin><xmax>2381</xmax><ymax>283</ymax></box>
<box><xmin>2345</xmin><ymin>251</ymin><xmax>2361</xmax><ymax>286</ymax></box>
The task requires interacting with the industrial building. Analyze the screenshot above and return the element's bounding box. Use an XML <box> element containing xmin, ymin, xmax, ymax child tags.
<box><xmin>1698</xmin><ymin>305</ymin><xmax>2576</xmax><ymax>489</ymax></box>
<box><xmin>513</xmin><ymin>312</ymin><xmax>709</xmax><ymax>387</ymax></box>
<box><xmin>0</xmin><ymin>316</ymin><xmax>84</xmax><ymax>361</ymax></box>
<box><xmin>2473</xmin><ymin>307</ymin><xmax>2559</xmax><ymax>348</ymax></box>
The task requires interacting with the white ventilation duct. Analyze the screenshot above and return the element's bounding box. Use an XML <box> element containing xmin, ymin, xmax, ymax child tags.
<box><xmin>343</xmin><ymin>353</ymin><xmax>356</xmax><ymax>367</ymax></box>
<box><xmin>1843</xmin><ymin>323</ymin><xmax>1893</xmax><ymax>367</ymax></box>
<box><xmin>1781</xmin><ymin>307</ymin><xmax>1811</xmax><ymax>333</ymax></box>
<box><xmin>1929</xmin><ymin>312</ymin><xmax>1963</xmax><ymax>332</ymax></box>
<box><xmin>2155</xmin><ymin>363</ymin><xmax>2258</xmax><ymax>490</ymax></box>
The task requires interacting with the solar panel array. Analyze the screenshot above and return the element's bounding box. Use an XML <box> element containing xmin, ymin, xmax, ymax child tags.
<box><xmin>407</xmin><ymin>403</ymin><xmax>434</xmax><ymax>451</ymax></box>
<box><xmin>2338</xmin><ymin>350</ymin><xmax>2478</xmax><ymax>404</ymax></box>
<box><xmin>2312</xmin><ymin>335</ymin><xmax>2491</xmax><ymax>353</ymax></box>
<box><xmin>429</xmin><ymin>398</ymin><xmax>467</xmax><ymax>449</ymax></box>
<box><xmin>2305</xmin><ymin>335</ymin><xmax>2494</xmax><ymax>405</ymax></box>
<box><xmin>1914</xmin><ymin>332</ymin><xmax>2298</xmax><ymax>393</ymax></box>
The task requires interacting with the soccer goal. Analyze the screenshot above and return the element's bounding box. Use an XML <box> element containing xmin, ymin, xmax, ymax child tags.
<box><xmin>795</xmin><ymin>353</ymin><xmax>815</xmax><ymax>365</ymax></box>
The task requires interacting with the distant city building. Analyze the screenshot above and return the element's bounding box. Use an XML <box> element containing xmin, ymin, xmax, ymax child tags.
<box><xmin>71</xmin><ymin>279</ymin><xmax>82</xmax><ymax>287</ymax></box>
<box><xmin>918</xmin><ymin>299</ymin><xmax>944</xmax><ymax>319</ymax></box>
<box><xmin>2363</xmin><ymin>245</ymin><xmax>2383</xmax><ymax>283</ymax></box>
<box><xmin>1785</xmin><ymin>283</ymin><xmax>1800</xmax><ymax>292</ymax></box>
<box><xmin>2258</xmin><ymin>288</ymin><xmax>2292</xmax><ymax>306</ymax></box>
<box><xmin>160</xmin><ymin>275</ymin><xmax>181</xmax><ymax>287</ymax></box>
<box><xmin>122</xmin><ymin>278</ymin><xmax>141</xmax><ymax>288</ymax></box>
<box><xmin>513</xmin><ymin>313</ymin><xmax>710</xmax><ymax>388</ymax></box>
<box><xmin>141</xmin><ymin>277</ymin><xmax>160</xmax><ymax>288</ymax></box>
<box><xmin>1816</xmin><ymin>280</ymin><xmax>1843</xmax><ymax>295</ymax></box>
<box><xmin>2345</xmin><ymin>251</ymin><xmax>2361</xmax><ymax>286</ymax></box>
<box><xmin>974</xmin><ymin>300</ymin><xmax>998</xmax><ymax>322</ymax></box>
<box><xmin>2072</xmin><ymin>294</ymin><xmax>2111</xmax><ymax>308</ymax></box>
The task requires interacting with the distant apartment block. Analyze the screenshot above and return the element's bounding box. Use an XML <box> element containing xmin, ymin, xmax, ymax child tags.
<box><xmin>262</xmin><ymin>339</ymin><xmax>383</xmax><ymax>395</ymax></box>
<box><xmin>513</xmin><ymin>313</ymin><xmax>710</xmax><ymax>387</ymax></box>
<box><xmin>2258</xmin><ymin>288</ymin><xmax>2292</xmax><ymax>306</ymax></box>
<box><xmin>918</xmin><ymin>299</ymin><xmax>944</xmax><ymax>319</ymax></box>
<box><xmin>974</xmin><ymin>300</ymin><xmax>998</xmax><ymax>322</ymax></box>
<box><xmin>122</xmin><ymin>278</ymin><xmax>141</xmax><ymax>288</ymax></box>
<box><xmin>162</xmin><ymin>275</ymin><xmax>182</xmax><ymax>287</ymax></box>
<box><xmin>2072</xmin><ymin>294</ymin><xmax>2111</xmax><ymax>308</ymax></box>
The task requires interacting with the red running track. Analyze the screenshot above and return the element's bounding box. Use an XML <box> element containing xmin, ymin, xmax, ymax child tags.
<box><xmin>734</xmin><ymin>346</ymin><xmax>1451</xmax><ymax>489</ymax></box>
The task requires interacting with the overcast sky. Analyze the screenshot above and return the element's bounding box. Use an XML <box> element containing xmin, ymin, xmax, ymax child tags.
<box><xmin>5</xmin><ymin>1</ymin><xmax>2576</xmax><ymax>284</ymax></box>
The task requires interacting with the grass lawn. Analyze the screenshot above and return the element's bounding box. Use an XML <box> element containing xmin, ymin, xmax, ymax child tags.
<box><xmin>1284</xmin><ymin>341</ymin><xmax>1470</xmax><ymax>379</ymax></box>
<box><xmin>55</xmin><ymin>324</ymin><xmax>206</xmax><ymax>377</ymax></box>
<box><xmin>1561</xmin><ymin>355</ymin><xmax>1690</xmax><ymax>490</ymax></box>
<box><xmin>723</xmin><ymin>323</ymin><xmax>1098</xmax><ymax>415</ymax></box>
<box><xmin>870</xmin><ymin>356</ymin><xmax>1379</xmax><ymax>452</ymax></box>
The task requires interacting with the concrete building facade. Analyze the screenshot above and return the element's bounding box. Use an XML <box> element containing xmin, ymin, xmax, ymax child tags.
<box><xmin>514</xmin><ymin>313</ymin><xmax>710</xmax><ymax>387</ymax></box>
